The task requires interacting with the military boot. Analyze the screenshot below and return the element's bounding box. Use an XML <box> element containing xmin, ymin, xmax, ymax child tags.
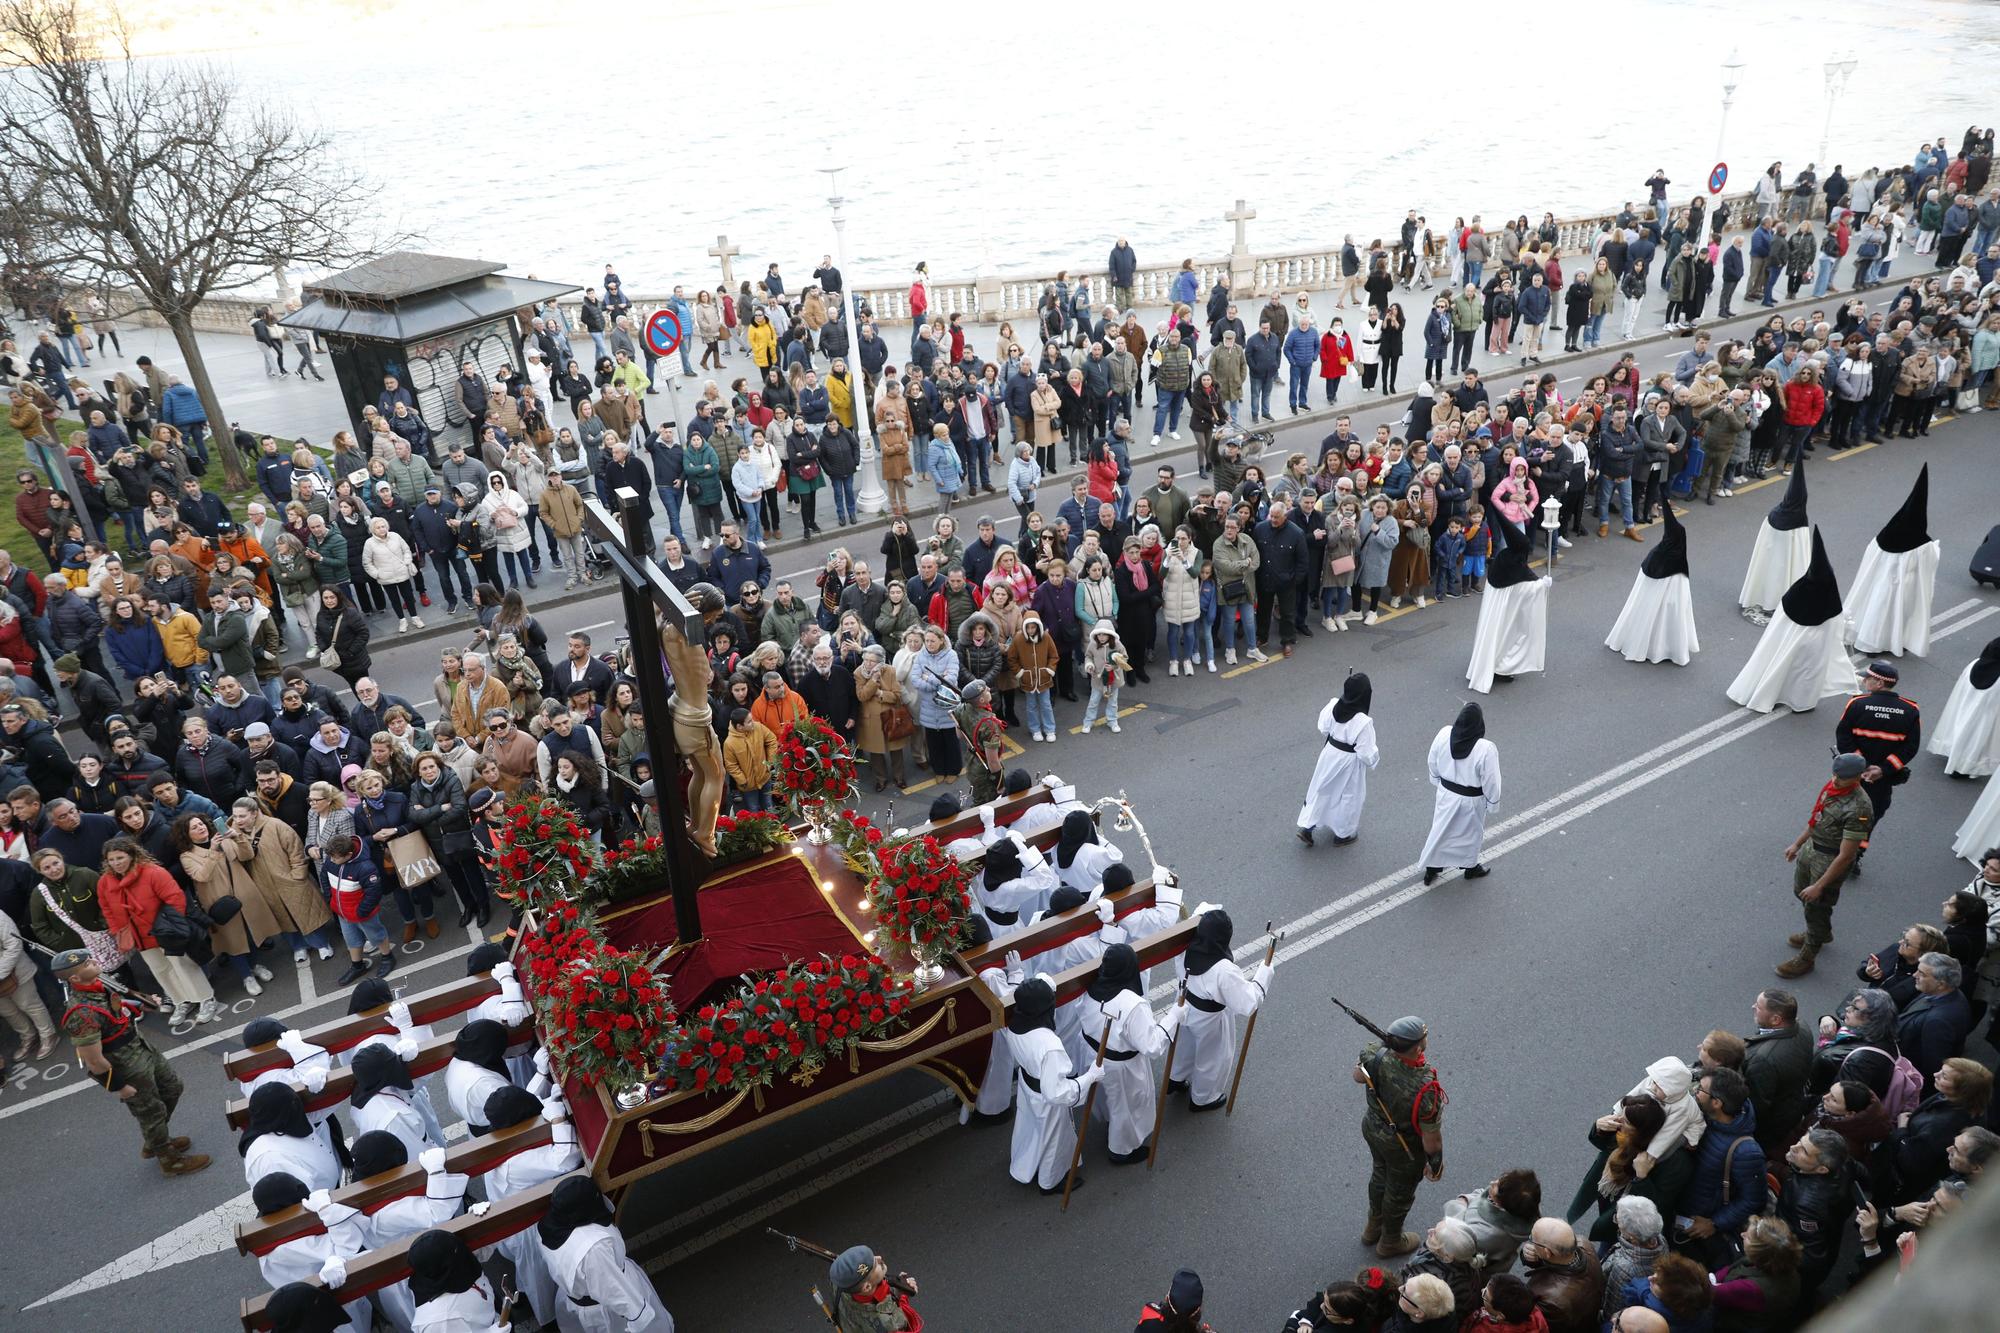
<box><xmin>1360</xmin><ymin>1214</ymin><xmax>1382</xmax><ymax>1246</ymax></box>
<box><xmin>141</xmin><ymin>1136</ymin><xmax>192</xmax><ymax>1159</ymax></box>
<box><xmin>1775</xmin><ymin>944</ymin><xmax>1819</xmax><ymax>979</ymax></box>
<box><xmin>158</xmin><ymin>1150</ymin><xmax>212</xmax><ymax>1177</ymax></box>
<box><xmin>1375</xmin><ymin>1229</ymin><xmax>1420</xmax><ymax>1258</ymax></box>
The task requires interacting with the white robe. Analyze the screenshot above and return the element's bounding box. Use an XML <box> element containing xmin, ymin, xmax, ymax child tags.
<box><xmin>1025</xmin><ymin>915</ymin><xmax>1122</xmax><ymax>1072</ymax></box>
<box><xmin>1296</xmin><ymin>705</ymin><xmax>1379</xmax><ymax>838</ymax></box>
<box><xmin>1011</xmin><ymin>791</ymin><xmax>1088</xmax><ymax>840</ymax></box>
<box><xmin>353</xmin><ymin>1086</ymin><xmax>446</xmax><ymax>1163</ymax></box>
<box><xmin>361</xmin><ymin>1169</ymin><xmax>470</xmax><ymax>1333</ymax></box>
<box><xmin>1953</xmin><ymin>770</ymin><xmax>2000</xmax><ymax>865</ymax></box>
<box><xmin>1418</xmin><ymin>729</ymin><xmax>1502</xmax><ymax>871</ymax></box>
<box><xmin>973</xmin><ymin>850</ymin><xmax>1059</xmax><ymax>938</ymax></box>
<box><xmin>470</xmin><ymin>978</ymin><xmax>537</xmax><ymax>1087</ymax></box>
<box><xmin>243</xmin><ymin>1128</ymin><xmax>342</xmax><ymax>1192</ymax></box>
<box><xmin>1054</xmin><ymin>839</ymin><xmax>1122</xmax><ymax>894</ymax></box>
<box><xmin>1466</xmin><ymin>576</ymin><xmax>1550</xmax><ymax>693</ymax></box>
<box><xmin>1930</xmin><ymin>666</ymin><xmax>2000</xmax><ymax>778</ymax></box>
<box><xmin>1166</xmin><ymin>956</ymin><xmax>1272</xmax><ymax>1107</ymax></box>
<box><xmin>240</xmin><ymin>1061</ymin><xmax>341</xmax><ymax>1162</ymax></box>
<box><xmin>1605</xmin><ymin>572</ymin><xmax>1700</xmax><ymax>665</ymax></box>
<box><xmin>1002</xmin><ymin>1025</ymin><xmax>1090</xmax><ymax>1188</ymax></box>
<box><xmin>971</xmin><ymin>970</ymin><xmax>1023</xmax><ymax>1118</ymax></box>
<box><xmin>1845</xmin><ymin>539</ymin><xmax>1940</xmax><ymax>656</ymax></box>
<box><xmin>1740</xmin><ymin>522</ymin><xmax>1812</xmax><ymax>613</ymax></box>
<box><xmin>543</xmin><ymin>1224</ymin><xmax>672</xmax><ymax>1333</ymax></box>
<box><xmin>414</xmin><ymin>1280</ymin><xmax>508</xmax><ymax>1333</ymax></box>
<box><xmin>484</xmin><ymin>1118</ymin><xmax>582</xmax><ymax>1325</ymax></box>
<box><xmin>444</xmin><ymin>1059</ymin><xmax>513</xmax><ymax>1132</ymax></box>
<box><xmin>1074</xmin><ymin>989</ymin><xmax>1178</xmax><ymax>1156</ymax></box>
<box><xmin>1726</xmin><ymin>611</ymin><xmax>1857</xmax><ymax>713</ymax></box>
<box><xmin>345</xmin><ymin>1025</ymin><xmax>445</xmax><ymax>1136</ymax></box>
<box><xmin>256</xmin><ymin>1200</ymin><xmax>375</xmax><ymax>1331</ymax></box>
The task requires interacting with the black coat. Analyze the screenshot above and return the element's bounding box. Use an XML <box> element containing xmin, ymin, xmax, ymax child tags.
<box><xmin>797</xmin><ymin>664</ymin><xmax>857</xmax><ymax>739</ymax></box>
<box><xmin>68</xmin><ymin>669</ymin><xmax>125</xmax><ymax>744</ymax></box>
<box><xmin>314</xmin><ymin>602</ymin><xmax>372</xmax><ymax>677</ymax></box>
<box><xmin>408</xmin><ymin>770</ymin><xmax>474</xmax><ymax>858</ymax></box>
<box><xmin>173</xmin><ymin>738</ymin><xmax>253</xmax><ymax>806</ymax></box>
<box><xmin>1890</xmin><ymin>1094</ymin><xmax>1970</xmax><ymax>1203</ymax></box>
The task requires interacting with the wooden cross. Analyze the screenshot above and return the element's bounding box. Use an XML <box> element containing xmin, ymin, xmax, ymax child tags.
<box><xmin>708</xmin><ymin>233</ymin><xmax>741</xmax><ymax>289</ymax></box>
<box><xmin>1226</xmin><ymin>199</ymin><xmax>1258</xmax><ymax>253</ymax></box>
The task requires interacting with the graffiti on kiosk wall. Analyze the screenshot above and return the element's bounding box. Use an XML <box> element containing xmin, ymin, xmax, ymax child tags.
<box><xmin>402</xmin><ymin>320</ymin><xmax>517</xmax><ymax>431</ymax></box>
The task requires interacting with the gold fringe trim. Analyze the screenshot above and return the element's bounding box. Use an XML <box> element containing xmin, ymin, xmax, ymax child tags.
<box><xmin>637</xmin><ymin>1086</ymin><xmax>750</xmax><ymax>1156</ymax></box>
<box><xmin>852</xmin><ymin>998</ymin><xmax>953</xmax><ymax>1057</ymax></box>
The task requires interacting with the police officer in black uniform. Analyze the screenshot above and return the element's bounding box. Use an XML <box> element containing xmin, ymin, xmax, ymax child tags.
<box><xmin>1834</xmin><ymin>659</ymin><xmax>1920</xmax><ymax>866</ymax></box>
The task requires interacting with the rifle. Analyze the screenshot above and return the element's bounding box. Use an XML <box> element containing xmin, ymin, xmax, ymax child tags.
<box><xmin>766</xmin><ymin>1228</ymin><xmax>918</xmax><ymax>1296</ymax></box>
<box><xmin>1331</xmin><ymin>994</ymin><xmax>1415</xmax><ymax>1159</ymax></box>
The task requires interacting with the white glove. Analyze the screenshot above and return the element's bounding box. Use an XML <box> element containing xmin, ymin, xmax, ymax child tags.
<box><xmin>467</xmin><ymin>1200</ymin><xmax>492</xmax><ymax>1217</ymax></box>
<box><xmin>1160</xmin><ymin>1003</ymin><xmax>1183</xmax><ymax>1036</ymax></box>
<box><xmin>304</xmin><ymin>1189</ymin><xmax>333</xmax><ymax>1213</ymax></box>
<box><xmin>276</xmin><ymin>1027</ymin><xmax>311</xmax><ymax>1052</ymax></box>
<box><xmin>1040</xmin><ymin>772</ymin><xmax>1065</xmax><ymax>790</ymax></box>
<box><xmin>393</xmin><ymin>1036</ymin><xmax>419</xmax><ymax>1063</ymax></box>
<box><xmin>1075</xmin><ymin>1065</ymin><xmax>1106</xmax><ymax>1090</ymax></box>
<box><xmin>1252</xmin><ymin>962</ymin><xmax>1275</xmax><ymax>992</ymax></box>
<box><xmin>979</xmin><ymin>804</ymin><xmax>996</xmax><ymax>830</ymax></box>
<box><xmin>388</xmin><ymin>1000</ymin><xmax>414</xmax><ymax>1031</ymax></box>
<box><xmin>541</xmin><ymin>1097</ymin><xmax>568</xmax><ymax>1124</ymax></box>
<box><xmin>533</xmin><ymin>1046</ymin><xmax>552</xmax><ymax>1075</ymax></box>
<box><xmin>318</xmin><ymin>1256</ymin><xmax>347</xmax><ymax>1287</ymax></box>
<box><xmin>491</xmin><ymin>960</ymin><xmax>515</xmax><ymax>982</ymax></box>
<box><xmin>1191</xmin><ymin>901</ymin><xmax>1221</xmax><ymax>919</ymax></box>
<box><xmin>418</xmin><ymin>1147</ymin><xmax>447</xmax><ymax>1175</ymax></box>
<box><xmin>1094</xmin><ymin>899</ymin><xmax>1115</xmax><ymax>925</ymax></box>
<box><xmin>298</xmin><ymin>1065</ymin><xmax>329</xmax><ymax>1095</ymax></box>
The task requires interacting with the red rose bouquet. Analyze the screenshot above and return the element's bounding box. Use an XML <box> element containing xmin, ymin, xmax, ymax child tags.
<box><xmin>872</xmin><ymin>835</ymin><xmax>973</xmax><ymax>954</ymax></box>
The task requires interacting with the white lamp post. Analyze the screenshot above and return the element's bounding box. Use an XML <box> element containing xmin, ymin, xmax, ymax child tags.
<box><xmin>1716</xmin><ymin>49</ymin><xmax>1745</xmax><ymax>165</ymax></box>
<box><xmin>1818</xmin><ymin>52</ymin><xmax>1858</xmax><ymax>172</ymax></box>
<box><xmin>1540</xmin><ymin>494</ymin><xmax>1564</xmax><ymax>569</ymax></box>
<box><xmin>819</xmin><ymin>167</ymin><xmax>885</xmax><ymax>515</ymax></box>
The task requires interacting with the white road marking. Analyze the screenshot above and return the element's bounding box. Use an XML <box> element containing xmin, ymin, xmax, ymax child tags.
<box><xmin>621</xmin><ymin>599</ymin><xmax>1999</xmax><ymax>1271</ymax></box>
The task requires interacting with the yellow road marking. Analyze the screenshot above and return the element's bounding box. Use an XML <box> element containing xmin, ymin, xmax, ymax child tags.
<box><xmin>1068</xmin><ymin>703</ymin><xmax>1148</xmax><ymax>735</ymax></box>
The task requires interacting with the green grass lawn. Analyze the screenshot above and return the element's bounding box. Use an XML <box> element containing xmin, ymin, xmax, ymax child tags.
<box><xmin>0</xmin><ymin>416</ymin><xmax>263</xmax><ymax>564</ymax></box>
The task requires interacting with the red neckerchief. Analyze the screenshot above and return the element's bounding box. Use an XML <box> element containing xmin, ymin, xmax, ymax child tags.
<box><xmin>1807</xmin><ymin>778</ymin><xmax>1855</xmax><ymax>829</ymax></box>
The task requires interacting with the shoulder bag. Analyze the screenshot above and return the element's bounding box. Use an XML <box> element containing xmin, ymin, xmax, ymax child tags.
<box><xmin>319</xmin><ymin>614</ymin><xmax>344</xmax><ymax>672</ymax></box>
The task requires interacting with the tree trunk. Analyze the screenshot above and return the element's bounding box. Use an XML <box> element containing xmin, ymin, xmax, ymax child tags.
<box><xmin>163</xmin><ymin>311</ymin><xmax>249</xmax><ymax>489</ymax></box>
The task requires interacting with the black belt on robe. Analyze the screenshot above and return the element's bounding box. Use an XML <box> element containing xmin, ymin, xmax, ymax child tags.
<box><xmin>1440</xmin><ymin>778</ymin><xmax>1484</xmax><ymax>798</ymax></box>
<box><xmin>1084</xmin><ymin>1035</ymin><xmax>1138</xmax><ymax>1062</ymax></box>
<box><xmin>1324</xmin><ymin>736</ymin><xmax>1357</xmax><ymax>753</ymax></box>
<box><xmin>984</xmin><ymin>907</ymin><xmax>1019</xmax><ymax>925</ymax></box>
<box><xmin>1018</xmin><ymin>1069</ymin><xmax>1042</xmax><ymax>1093</ymax></box>
<box><xmin>1184</xmin><ymin>992</ymin><xmax>1226</xmax><ymax>1014</ymax></box>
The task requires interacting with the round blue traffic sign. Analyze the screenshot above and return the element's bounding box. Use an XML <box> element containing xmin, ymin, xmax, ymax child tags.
<box><xmin>1708</xmin><ymin>161</ymin><xmax>1728</xmax><ymax>194</ymax></box>
<box><xmin>644</xmin><ymin>309</ymin><xmax>683</xmax><ymax>357</ymax></box>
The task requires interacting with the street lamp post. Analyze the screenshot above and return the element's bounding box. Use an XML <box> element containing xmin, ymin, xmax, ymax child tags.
<box><xmin>1716</xmin><ymin>49</ymin><xmax>1745</xmax><ymax>165</ymax></box>
<box><xmin>819</xmin><ymin>166</ymin><xmax>886</xmax><ymax>515</ymax></box>
<box><xmin>1819</xmin><ymin>52</ymin><xmax>1858</xmax><ymax>173</ymax></box>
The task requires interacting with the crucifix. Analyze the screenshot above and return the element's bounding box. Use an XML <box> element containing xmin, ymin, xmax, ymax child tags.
<box><xmin>708</xmin><ymin>234</ymin><xmax>741</xmax><ymax>291</ymax></box>
<box><xmin>584</xmin><ymin>488</ymin><xmax>725</xmax><ymax>945</ymax></box>
<box><xmin>1225</xmin><ymin>199</ymin><xmax>1257</xmax><ymax>254</ymax></box>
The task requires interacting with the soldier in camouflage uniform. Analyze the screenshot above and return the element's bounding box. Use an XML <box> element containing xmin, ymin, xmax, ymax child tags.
<box><xmin>1776</xmin><ymin>753</ymin><xmax>1874</xmax><ymax>979</ymax></box>
<box><xmin>955</xmin><ymin>680</ymin><xmax>1007</xmax><ymax>806</ymax></box>
<box><xmin>1352</xmin><ymin>1014</ymin><xmax>1445</xmax><ymax>1258</ymax></box>
<box><xmin>52</xmin><ymin>948</ymin><xmax>209</xmax><ymax>1176</ymax></box>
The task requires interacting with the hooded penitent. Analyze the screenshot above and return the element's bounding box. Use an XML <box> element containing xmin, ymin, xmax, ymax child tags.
<box><xmin>982</xmin><ymin>837</ymin><xmax>1023</xmax><ymax>891</ymax></box>
<box><xmin>239</xmin><ymin>1082</ymin><xmax>314</xmax><ymax>1157</ymax></box>
<box><xmin>535</xmin><ymin>1175</ymin><xmax>617</xmax><ymax>1251</ymax></box>
<box><xmin>450</xmin><ymin>1019</ymin><xmax>511</xmax><ymax>1079</ymax></box>
<box><xmin>348</xmin><ymin>1129</ymin><xmax>408</xmax><ymax>1180</ymax></box>
<box><xmin>1874</xmin><ymin>464</ymin><xmax>1930</xmax><ymax>554</ymax></box>
<box><xmin>1780</xmin><ymin>528</ymin><xmax>1842</xmax><ymax>627</ymax></box>
<box><xmin>252</xmin><ymin>1170</ymin><xmax>311</xmax><ymax>1217</ymax></box>
<box><xmin>1485</xmin><ymin>516</ymin><xmax>1537</xmax><ymax>589</ymax></box>
<box><xmin>348</xmin><ymin>1042</ymin><xmax>415</xmax><ymax>1112</ymax></box>
<box><xmin>408</xmin><ymin>1229</ymin><xmax>485</xmax><ymax>1308</ymax></box>
<box><xmin>1333</xmin><ymin>672</ymin><xmax>1372</xmax><ymax>724</ymax></box>
<box><xmin>1007</xmin><ymin>976</ymin><xmax>1058</xmax><ymax>1035</ymax></box>
<box><xmin>483</xmin><ymin>1083</ymin><xmax>542</xmax><ymax>1131</ymax></box>
<box><xmin>1972</xmin><ymin>636</ymin><xmax>2000</xmax><ymax>691</ymax></box>
<box><xmin>928</xmin><ymin>792</ymin><xmax>962</xmax><ymax>823</ymax></box>
<box><xmin>1640</xmin><ymin>499</ymin><xmax>1689</xmax><ymax>580</ymax></box>
<box><xmin>1767</xmin><ymin>457</ymin><xmax>1808</xmax><ymax>531</ymax></box>
<box><xmin>266</xmin><ymin>1282</ymin><xmax>351</xmax><ymax>1333</ymax></box>
<box><xmin>1101</xmin><ymin>862</ymin><xmax>1136</xmax><ymax>895</ymax></box>
<box><xmin>1449</xmin><ymin>703</ymin><xmax>1485</xmax><ymax>761</ymax></box>
<box><xmin>347</xmin><ymin>976</ymin><xmax>394</xmax><ymax>1016</ymax></box>
<box><xmin>1055</xmin><ymin>808</ymin><xmax>1097</xmax><ymax>869</ymax></box>
<box><xmin>466</xmin><ymin>942</ymin><xmax>511</xmax><ymax>975</ymax></box>
<box><xmin>1184</xmin><ymin>909</ymin><xmax>1234</xmax><ymax>975</ymax></box>
<box><xmin>1046</xmin><ymin>885</ymin><xmax>1089</xmax><ymax>916</ymax></box>
<box><xmin>1086</xmin><ymin>941</ymin><xmax>1143</xmax><ymax>1002</ymax></box>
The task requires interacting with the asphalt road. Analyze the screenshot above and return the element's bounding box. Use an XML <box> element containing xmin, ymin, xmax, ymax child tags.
<box><xmin>5</xmin><ymin>286</ymin><xmax>1998</xmax><ymax>1330</ymax></box>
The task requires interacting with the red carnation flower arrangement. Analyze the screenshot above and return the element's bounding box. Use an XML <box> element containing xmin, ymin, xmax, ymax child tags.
<box><xmin>711</xmin><ymin>810</ymin><xmax>793</xmax><ymax>868</ymax></box>
<box><xmin>871</xmin><ymin>834</ymin><xmax>974</xmax><ymax>954</ymax></box>
<box><xmin>775</xmin><ymin>716</ymin><xmax>858</xmax><ymax>811</ymax></box>
<box><xmin>661</xmin><ymin>953</ymin><xmax>911</xmax><ymax>1095</ymax></box>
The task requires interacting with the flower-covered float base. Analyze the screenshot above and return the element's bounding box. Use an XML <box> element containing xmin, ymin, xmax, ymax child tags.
<box><xmin>494</xmin><ymin>791</ymin><xmax>1001</xmax><ymax>1191</ymax></box>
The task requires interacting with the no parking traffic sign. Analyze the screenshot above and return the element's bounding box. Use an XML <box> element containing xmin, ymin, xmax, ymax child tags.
<box><xmin>1708</xmin><ymin>162</ymin><xmax>1728</xmax><ymax>194</ymax></box>
<box><xmin>645</xmin><ymin>309</ymin><xmax>684</xmax><ymax>357</ymax></box>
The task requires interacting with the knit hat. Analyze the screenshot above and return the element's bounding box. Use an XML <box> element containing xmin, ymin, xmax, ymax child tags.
<box><xmin>53</xmin><ymin>653</ymin><xmax>81</xmax><ymax>673</ymax></box>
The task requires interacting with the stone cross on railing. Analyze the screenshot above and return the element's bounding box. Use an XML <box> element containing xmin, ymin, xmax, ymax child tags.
<box><xmin>1226</xmin><ymin>200</ymin><xmax>1258</xmax><ymax>293</ymax></box>
<box><xmin>1226</xmin><ymin>199</ymin><xmax>1258</xmax><ymax>255</ymax></box>
<box><xmin>709</xmin><ymin>234</ymin><xmax>740</xmax><ymax>289</ymax></box>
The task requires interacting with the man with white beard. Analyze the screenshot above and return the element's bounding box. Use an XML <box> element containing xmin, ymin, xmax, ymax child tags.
<box><xmin>1419</xmin><ymin>703</ymin><xmax>1503</xmax><ymax>885</ymax></box>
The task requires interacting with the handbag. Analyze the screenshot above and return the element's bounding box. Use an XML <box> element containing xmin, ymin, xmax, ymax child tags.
<box><xmin>796</xmin><ymin>460</ymin><xmax>821</xmax><ymax>482</ymax></box>
<box><xmin>40</xmin><ymin>884</ymin><xmax>127</xmax><ymax>971</ymax></box>
<box><xmin>386</xmin><ymin>830</ymin><xmax>442</xmax><ymax>887</ymax></box>
<box><xmin>882</xmin><ymin>702</ymin><xmax>917</xmax><ymax>743</ymax></box>
<box><xmin>494</xmin><ymin>505</ymin><xmax>520</xmax><ymax>530</ymax></box>
<box><xmin>319</xmin><ymin>614</ymin><xmax>344</xmax><ymax>672</ymax></box>
<box><xmin>1329</xmin><ymin>554</ymin><xmax>1357</xmax><ymax>577</ymax></box>
<box><xmin>1220</xmin><ymin>578</ymin><xmax>1249</xmax><ymax>602</ymax></box>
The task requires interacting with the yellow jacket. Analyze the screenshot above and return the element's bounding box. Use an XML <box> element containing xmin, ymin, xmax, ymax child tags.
<box><xmin>826</xmin><ymin>372</ymin><xmax>856</xmax><ymax>429</ymax></box>
<box><xmin>155</xmin><ymin>609</ymin><xmax>204</xmax><ymax>668</ymax></box>
<box><xmin>748</xmin><ymin>320</ymin><xmax>778</xmax><ymax>368</ymax></box>
<box><xmin>723</xmin><ymin>720</ymin><xmax>778</xmax><ymax>791</ymax></box>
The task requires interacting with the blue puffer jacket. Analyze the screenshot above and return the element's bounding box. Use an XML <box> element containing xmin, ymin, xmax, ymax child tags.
<box><xmin>159</xmin><ymin>383</ymin><xmax>206</xmax><ymax>427</ymax></box>
<box><xmin>1245</xmin><ymin>331</ymin><xmax>1282</xmax><ymax>378</ymax></box>
<box><xmin>1682</xmin><ymin>1103</ymin><xmax>1767</xmax><ymax>1235</ymax></box>
<box><xmin>1283</xmin><ymin>327</ymin><xmax>1319</xmax><ymax>370</ymax></box>
<box><xmin>105</xmin><ymin>619</ymin><xmax>168</xmax><ymax>679</ymax></box>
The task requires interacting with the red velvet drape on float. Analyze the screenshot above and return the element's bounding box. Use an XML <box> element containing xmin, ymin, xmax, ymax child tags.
<box><xmin>599</xmin><ymin>852</ymin><xmax>864</xmax><ymax>1012</ymax></box>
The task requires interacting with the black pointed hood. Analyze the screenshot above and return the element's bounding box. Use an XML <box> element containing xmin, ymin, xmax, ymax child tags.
<box><xmin>982</xmin><ymin>836</ymin><xmax>1023</xmax><ymax>891</ymax></box>
<box><xmin>348</xmin><ymin>1130</ymin><xmax>408</xmax><ymax>1181</ymax></box>
<box><xmin>1332</xmin><ymin>672</ymin><xmax>1372</xmax><ymax>724</ymax></box>
<box><xmin>1007</xmin><ymin>976</ymin><xmax>1058</xmax><ymax>1034</ymax></box>
<box><xmin>1875</xmin><ymin>464</ymin><xmax>1930</xmax><ymax>553</ymax></box>
<box><xmin>239</xmin><ymin>1082</ymin><xmax>313</xmax><ymax>1157</ymax></box>
<box><xmin>1779</xmin><ymin>527</ymin><xmax>1843</xmax><ymax>627</ymax></box>
<box><xmin>535</xmin><ymin>1176</ymin><xmax>615</xmax><ymax>1252</ymax></box>
<box><xmin>1086</xmin><ymin>942</ymin><xmax>1143</xmax><ymax>1002</ymax></box>
<box><xmin>450</xmin><ymin>1020</ymin><xmax>511</xmax><ymax>1079</ymax></box>
<box><xmin>1184</xmin><ymin>909</ymin><xmax>1234</xmax><ymax>975</ymax></box>
<box><xmin>1641</xmin><ymin>500</ymin><xmax>1689</xmax><ymax>579</ymax></box>
<box><xmin>408</xmin><ymin>1229</ymin><xmax>485</xmax><ymax>1308</ymax></box>
<box><xmin>1486</xmin><ymin>515</ymin><xmax>1538</xmax><ymax>588</ymax></box>
<box><xmin>267</xmin><ymin>1282</ymin><xmax>352</xmax><ymax>1333</ymax></box>
<box><xmin>349</xmin><ymin>1042</ymin><xmax>414</xmax><ymax>1112</ymax></box>
<box><xmin>1767</xmin><ymin>457</ymin><xmax>1809</xmax><ymax>531</ymax></box>
<box><xmin>1449</xmin><ymin>703</ymin><xmax>1485</xmax><ymax>760</ymax></box>
<box><xmin>1055</xmin><ymin>809</ymin><xmax>1097</xmax><ymax>869</ymax></box>
<box><xmin>1970</xmin><ymin>635</ymin><xmax>2000</xmax><ymax>691</ymax></box>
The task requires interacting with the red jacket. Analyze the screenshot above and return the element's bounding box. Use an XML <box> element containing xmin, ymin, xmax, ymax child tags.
<box><xmin>1319</xmin><ymin>331</ymin><xmax>1355</xmax><ymax>379</ymax></box>
<box><xmin>908</xmin><ymin>281</ymin><xmax>928</xmax><ymax>318</ymax></box>
<box><xmin>1782</xmin><ymin>381</ymin><xmax>1826</xmax><ymax>426</ymax></box>
<box><xmin>1087</xmin><ymin>454</ymin><xmax>1121</xmax><ymax>506</ymax></box>
<box><xmin>0</xmin><ymin>614</ymin><xmax>36</xmax><ymax>674</ymax></box>
<box><xmin>97</xmin><ymin>862</ymin><xmax>187</xmax><ymax>951</ymax></box>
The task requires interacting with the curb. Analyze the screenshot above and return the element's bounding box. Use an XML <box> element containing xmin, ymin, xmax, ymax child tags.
<box><xmin>286</xmin><ymin>268</ymin><xmax>1919</xmax><ymax>665</ymax></box>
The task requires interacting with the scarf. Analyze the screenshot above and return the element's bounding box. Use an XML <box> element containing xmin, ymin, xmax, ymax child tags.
<box><xmin>1806</xmin><ymin>778</ymin><xmax>1857</xmax><ymax>829</ymax></box>
<box><xmin>1122</xmin><ymin>556</ymin><xmax>1150</xmax><ymax>593</ymax></box>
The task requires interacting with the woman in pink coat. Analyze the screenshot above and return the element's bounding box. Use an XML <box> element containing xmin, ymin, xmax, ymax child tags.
<box><xmin>1490</xmin><ymin>456</ymin><xmax>1540</xmax><ymax>528</ymax></box>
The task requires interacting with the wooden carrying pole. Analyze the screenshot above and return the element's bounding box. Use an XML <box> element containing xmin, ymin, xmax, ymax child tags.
<box><xmin>1224</xmin><ymin>921</ymin><xmax>1279</xmax><ymax>1116</ymax></box>
<box><xmin>1061</xmin><ymin>1015</ymin><xmax>1114</xmax><ymax>1211</ymax></box>
<box><xmin>1147</xmin><ymin>983</ymin><xmax>1185</xmax><ymax>1170</ymax></box>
